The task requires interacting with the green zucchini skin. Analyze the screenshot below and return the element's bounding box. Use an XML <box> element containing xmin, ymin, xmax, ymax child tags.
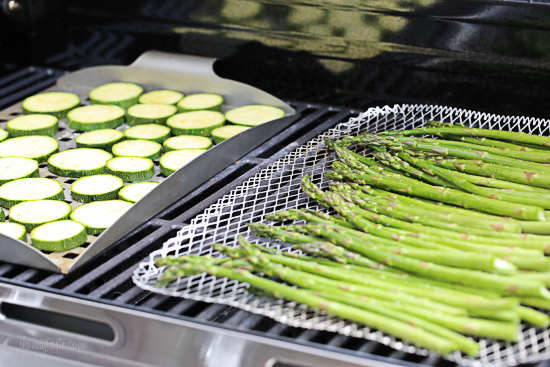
<box><xmin>22</xmin><ymin>92</ymin><xmax>81</xmax><ymax>118</ymax></box>
<box><xmin>30</xmin><ymin>220</ymin><xmax>87</xmax><ymax>251</ymax></box>
<box><xmin>89</xmin><ymin>82</ymin><xmax>143</xmax><ymax>109</ymax></box>
<box><xmin>0</xmin><ymin>191</ymin><xmax>64</xmax><ymax>209</ymax></box>
<box><xmin>0</xmin><ymin>129</ymin><xmax>8</xmax><ymax>142</ymax></box>
<box><xmin>6</xmin><ymin>114</ymin><xmax>59</xmax><ymax>137</ymax></box>
<box><xmin>76</xmin><ymin>129</ymin><xmax>125</xmax><ymax>152</ymax></box>
<box><xmin>48</xmin><ymin>164</ymin><xmax>106</xmax><ymax>178</ymax></box>
<box><xmin>69</xmin><ymin>116</ymin><xmax>125</xmax><ymax>131</ymax></box>
<box><xmin>0</xmin><ymin>207</ymin><xmax>4</xmax><ymax>221</ymax></box>
<box><xmin>105</xmin><ymin>157</ymin><xmax>155</xmax><ymax>182</ymax></box>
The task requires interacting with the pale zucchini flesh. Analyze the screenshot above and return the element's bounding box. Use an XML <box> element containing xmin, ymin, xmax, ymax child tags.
<box><xmin>7</xmin><ymin>114</ymin><xmax>59</xmax><ymax>137</ymax></box>
<box><xmin>167</xmin><ymin>111</ymin><xmax>225</xmax><ymax>136</ymax></box>
<box><xmin>75</xmin><ymin>129</ymin><xmax>125</xmax><ymax>151</ymax></box>
<box><xmin>71</xmin><ymin>174</ymin><xmax>124</xmax><ymax>202</ymax></box>
<box><xmin>9</xmin><ymin>200</ymin><xmax>72</xmax><ymax>232</ymax></box>
<box><xmin>124</xmin><ymin>124</ymin><xmax>171</xmax><ymax>143</ymax></box>
<box><xmin>0</xmin><ymin>222</ymin><xmax>26</xmax><ymax>241</ymax></box>
<box><xmin>31</xmin><ymin>220</ymin><xmax>87</xmax><ymax>251</ymax></box>
<box><xmin>126</xmin><ymin>104</ymin><xmax>177</xmax><ymax>125</ymax></box>
<box><xmin>139</xmin><ymin>90</ymin><xmax>184</xmax><ymax>105</ymax></box>
<box><xmin>0</xmin><ymin>136</ymin><xmax>58</xmax><ymax>163</ymax></box>
<box><xmin>163</xmin><ymin>135</ymin><xmax>212</xmax><ymax>152</ymax></box>
<box><xmin>118</xmin><ymin>181</ymin><xmax>159</xmax><ymax>203</ymax></box>
<box><xmin>112</xmin><ymin>140</ymin><xmax>162</xmax><ymax>160</ymax></box>
<box><xmin>0</xmin><ymin>129</ymin><xmax>7</xmax><ymax>142</ymax></box>
<box><xmin>105</xmin><ymin>157</ymin><xmax>155</xmax><ymax>182</ymax></box>
<box><xmin>177</xmin><ymin>93</ymin><xmax>223</xmax><ymax>112</ymax></box>
<box><xmin>159</xmin><ymin>149</ymin><xmax>206</xmax><ymax>176</ymax></box>
<box><xmin>0</xmin><ymin>157</ymin><xmax>39</xmax><ymax>185</ymax></box>
<box><xmin>70</xmin><ymin>200</ymin><xmax>133</xmax><ymax>235</ymax></box>
<box><xmin>0</xmin><ymin>178</ymin><xmax>64</xmax><ymax>208</ymax></box>
<box><xmin>68</xmin><ymin>105</ymin><xmax>125</xmax><ymax>131</ymax></box>
<box><xmin>225</xmin><ymin>105</ymin><xmax>285</xmax><ymax>126</ymax></box>
<box><xmin>89</xmin><ymin>82</ymin><xmax>143</xmax><ymax>109</ymax></box>
<box><xmin>48</xmin><ymin>148</ymin><xmax>113</xmax><ymax>177</ymax></box>
<box><xmin>22</xmin><ymin>92</ymin><xmax>80</xmax><ymax>118</ymax></box>
<box><xmin>211</xmin><ymin>125</ymin><xmax>250</xmax><ymax>144</ymax></box>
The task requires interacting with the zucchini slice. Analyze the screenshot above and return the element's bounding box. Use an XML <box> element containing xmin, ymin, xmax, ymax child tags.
<box><xmin>70</xmin><ymin>200</ymin><xmax>133</xmax><ymax>235</ymax></box>
<box><xmin>112</xmin><ymin>140</ymin><xmax>162</xmax><ymax>160</ymax></box>
<box><xmin>68</xmin><ymin>105</ymin><xmax>125</xmax><ymax>131</ymax></box>
<box><xmin>163</xmin><ymin>135</ymin><xmax>212</xmax><ymax>152</ymax></box>
<box><xmin>118</xmin><ymin>181</ymin><xmax>159</xmax><ymax>203</ymax></box>
<box><xmin>0</xmin><ymin>222</ymin><xmax>26</xmax><ymax>241</ymax></box>
<box><xmin>22</xmin><ymin>92</ymin><xmax>80</xmax><ymax>118</ymax></box>
<box><xmin>89</xmin><ymin>82</ymin><xmax>143</xmax><ymax>108</ymax></box>
<box><xmin>177</xmin><ymin>93</ymin><xmax>223</xmax><ymax>112</ymax></box>
<box><xmin>0</xmin><ymin>129</ymin><xmax>8</xmax><ymax>142</ymax></box>
<box><xmin>10</xmin><ymin>200</ymin><xmax>72</xmax><ymax>232</ymax></box>
<box><xmin>31</xmin><ymin>220</ymin><xmax>87</xmax><ymax>251</ymax></box>
<box><xmin>0</xmin><ymin>157</ymin><xmax>39</xmax><ymax>185</ymax></box>
<box><xmin>106</xmin><ymin>157</ymin><xmax>155</xmax><ymax>182</ymax></box>
<box><xmin>126</xmin><ymin>104</ymin><xmax>177</xmax><ymax>126</ymax></box>
<box><xmin>0</xmin><ymin>136</ymin><xmax>58</xmax><ymax>163</ymax></box>
<box><xmin>0</xmin><ymin>178</ymin><xmax>64</xmax><ymax>208</ymax></box>
<box><xmin>124</xmin><ymin>124</ymin><xmax>171</xmax><ymax>143</ymax></box>
<box><xmin>225</xmin><ymin>105</ymin><xmax>285</xmax><ymax>126</ymax></box>
<box><xmin>48</xmin><ymin>148</ymin><xmax>113</xmax><ymax>177</ymax></box>
<box><xmin>139</xmin><ymin>90</ymin><xmax>183</xmax><ymax>105</ymax></box>
<box><xmin>7</xmin><ymin>114</ymin><xmax>58</xmax><ymax>137</ymax></box>
<box><xmin>211</xmin><ymin>125</ymin><xmax>250</xmax><ymax>144</ymax></box>
<box><xmin>71</xmin><ymin>174</ymin><xmax>124</xmax><ymax>203</ymax></box>
<box><xmin>167</xmin><ymin>111</ymin><xmax>225</xmax><ymax>136</ymax></box>
<box><xmin>159</xmin><ymin>149</ymin><xmax>206</xmax><ymax>176</ymax></box>
<box><xmin>75</xmin><ymin>129</ymin><xmax>125</xmax><ymax>151</ymax></box>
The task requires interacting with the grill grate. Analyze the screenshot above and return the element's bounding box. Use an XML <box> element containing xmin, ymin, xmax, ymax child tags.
<box><xmin>134</xmin><ymin>104</ymin><xmax>550</xmax><ymax>367</ymax></box>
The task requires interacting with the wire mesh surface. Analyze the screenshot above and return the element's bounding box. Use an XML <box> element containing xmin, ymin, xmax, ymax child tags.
<box><xmin>133</xmin><ymin>104</ymin><xmax>550</xmax><ymax>367</ymax></box>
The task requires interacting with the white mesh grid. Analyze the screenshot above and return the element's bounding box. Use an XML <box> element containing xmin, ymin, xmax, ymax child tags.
<box><xmin>133</xmin><ymin>104</ymin><xmax>550</xmax><ymax>367</ymax></box>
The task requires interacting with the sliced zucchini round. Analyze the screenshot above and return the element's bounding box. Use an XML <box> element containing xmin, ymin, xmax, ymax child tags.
<box><xmin>68</xmin><ymin>105</ymin><xmax>125</xmax><ymax>131</ymax></box>
<box><xmin>0</xmin><ymin>136</ymin><xmax>58</xmax><ymax>163</ymax></box>
<box><xmin>159</xmin><ymin>149</ymin><xmax>206</xmax><ymax>176</ymax></box>
<box><xmin>118</xmin><ymin>181</ymin><xmax>159</xmax><ymax>203</ymax></box>
<box><xmin>71</xmin><ymin>174</ymin><xmax>124</xmax><ymax>203</ymax></box>
<box><xmin>31</xmin><ymin>220</ymin><xmax>87</xmax><ymax>251</ymax></box>
<box><xmin>70</xmin><ymin>200</ymin><xmax>133</xmax><ymax>235</ymax></box>
<box><xmin>0</xmin><ymin>129</ymin><xmax>8</xmax><ymax>142</ymax></box>
<box><xmin>9</xmin><ymin>200</ymin><xmax>72</xmax><ymax>232</ymax></box>
<box><xmin>0</xmin><ymin>157</ymin><xmax>39</xmax><ymax>185</ymax></box>
<box><xmin>211</xmin><ymin>125</ymin><xmax>250</xmax><ymax>144</ymax></box>
<box><xmin>106</xmin><ymin>157</ymin><xmax>154</xmax><ymax>182</ymax></box>
<box><xmin>167</xmin><ymin>111</ymin><xmax>225</xmax><ymax>136</ymax></box>
<box><xmin>48</xmin><ymin>148</ymin><xmax>113</xmax><ymax>177</ymax></box>
<box><xmin>112</xmin><ymin>140</ymin><xmax>162</xmax><ymax>160</ymax></box>
<box><xmin>126</xmin><ymin>104</ymin><xmax>177</xmax><ymax>126</ymax></box>
<box><xmin>7</xmin><ymin>114</ymin><xmax>58</xmax><ymax>137</ymax></box>
<box><xmin>139</xmin><ymin>90</ymin><xmax>184</xmax><ymax>105</ymax></box>
<box><xmin>0</xmin><ymin>178</ymin><xmax>64</xmax><ymax>208</ymax></box>
<box><xmin>75</xmin><ymin>129</ymin><xmax>125</xmax><ymax>151</ymax></box>
<box><xmin>177</xmin><ymin>93</ymin><xmax>223</xmax><ymax>112</ymax></box>
<box><xmin>225</xmin><ymin>105</ymin><xmax>285</xmax><ymax>126</ymax></box>
<box><xmin>124</xmin><ymin>124</ymin><xmax>171</xmax><ymax>143</ymax></box>
<box><xmin>22</xmin><ymin>92</ymin><xmax>80</xmax><ymax>118</ymax></box>
<box><xmin>0</xmin><ymin>222</ymin><xmax>26</xmax><ymax>241</ymax></box>
<box><xmin>89</xmin><ymin>82</ymin><xmax>143</xmax><ymax>109</ymax></box>
<box><xmin>163</xmin><ymin>135</ymin><xmax>212</xmax><ymax>152</ymax></box>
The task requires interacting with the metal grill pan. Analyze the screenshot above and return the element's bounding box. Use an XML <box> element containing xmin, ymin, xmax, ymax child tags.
<box><xmin>134</xmin><ymin>104</ymin><xmax>550</xmax><ymax>367</ymax></box>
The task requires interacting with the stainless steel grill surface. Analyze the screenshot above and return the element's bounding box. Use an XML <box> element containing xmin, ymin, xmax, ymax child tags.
<box><xmin>134</xmin><ymin>104</ymin><xmax>550</xmax><ymax>367</ymax></box>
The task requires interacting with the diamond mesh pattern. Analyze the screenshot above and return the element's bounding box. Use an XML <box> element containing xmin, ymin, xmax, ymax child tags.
<box><xmin>133</xmin><ymin>104</ymin><xmax>550</xmax><ymax>367</ymax></box>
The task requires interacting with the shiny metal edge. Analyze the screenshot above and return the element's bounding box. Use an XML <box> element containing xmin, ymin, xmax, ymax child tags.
<box><xmin>0</xmin><ymin>283</ymin><xmax>398</xmax><ymax>367</ymax></box>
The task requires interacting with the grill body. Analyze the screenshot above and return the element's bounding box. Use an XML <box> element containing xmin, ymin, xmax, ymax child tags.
<box><xmin>1</xmin><ymin>1</ymin><xmax>550</xmax><ymax>366</ymax></box>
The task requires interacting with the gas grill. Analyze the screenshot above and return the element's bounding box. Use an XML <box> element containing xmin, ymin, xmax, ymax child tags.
<box><xmin>2</xmin><ymin>1</ymin><xmax>550</xmax><ymax>366</ymax></box>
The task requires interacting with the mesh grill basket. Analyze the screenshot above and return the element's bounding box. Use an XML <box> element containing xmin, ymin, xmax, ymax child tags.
<box><xmin>133</xmin><ymin>104</ymin><xmax>550</xmax><ymax>367</ymax></box>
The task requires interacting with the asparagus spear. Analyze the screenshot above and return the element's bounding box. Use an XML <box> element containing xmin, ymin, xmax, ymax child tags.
<box><xmin>379</xmin><ymin>123</ymin><xmax>550</xmax><ymax>149</ymax></box>
<box><xmin>328</xmin><ymin>162</ymin><xmax>546</xmax><ymax>221</ymax></box>
<box><xmin>156</xmin><ymin>257</ymin><xmax>460</xmax><ymax>355</ymax></box>
<box><xmin>450</xmin><ymin>136</ymin><xmax>540</xmax><ymax>152</ymax></box>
